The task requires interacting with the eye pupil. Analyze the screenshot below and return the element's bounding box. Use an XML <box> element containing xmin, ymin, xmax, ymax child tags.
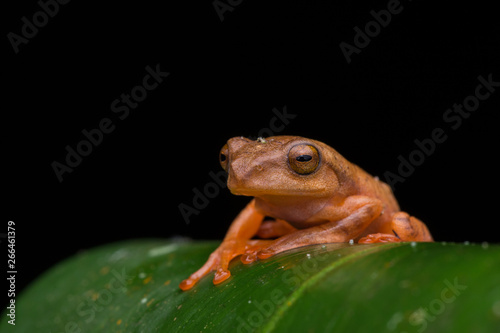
<box><xmin>296</xmin><ymin>155</ymin><xmax>312</xmax><ymax>162</ymax></box>
<box><xmin>220</xmin><ymin>154</ymin><xmax>227</xmax><ymax>162</ymax></box>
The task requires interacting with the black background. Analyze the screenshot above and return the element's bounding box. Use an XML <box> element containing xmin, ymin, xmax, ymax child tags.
<box><xmin>4</xmin><ymin>0</ymin><xmax>500</xmax><ymax>299</ymax></box>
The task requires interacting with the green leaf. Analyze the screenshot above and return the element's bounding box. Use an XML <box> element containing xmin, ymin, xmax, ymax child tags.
<box><xmin>3</xmin><ymin>240</ymin><xmax>500</xmax><ymax>332</ymax></box>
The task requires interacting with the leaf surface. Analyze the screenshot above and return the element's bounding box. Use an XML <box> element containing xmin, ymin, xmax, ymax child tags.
<box><xmin>2</xmin><ymin>240</ymin><xmax>499</xmax><ymax>332</ymax></box>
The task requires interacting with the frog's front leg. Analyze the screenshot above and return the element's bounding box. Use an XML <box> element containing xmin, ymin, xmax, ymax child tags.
<box><xmin>179</xmin><ymin>238</ymin><xmax>272</xmax><ymax>290</ymax></box>
<box><xmin>256</xmin><ymin>219</ymin><xmax>297</xmax><ymax>239</ymax></box>
<box><xmin>179</xmin><ymin>199</ymin><xmax>271</xmax><ymax>290</ymax></box>
<box><xmin>253</xmin><ymin>196</ymin><xmax>384</xmax><ymax>260</ymax></box>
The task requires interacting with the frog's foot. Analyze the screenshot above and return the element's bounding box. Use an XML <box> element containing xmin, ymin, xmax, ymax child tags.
<box><xmin>390</xmin><ymin>212</ymin><xmax>433</xmax><ymax>242</ymax></box>
<box><xmin>240</xmin><ymin>239</ymin><xmax>274</xmax><ymax>264</ymax></box>
<box><xmin>179</xmin><ymin>239</ymin><xmax>272</xmax><ymax>290</ymax></box>
<box><xmin>256</xmin><ymin>219</ymin><xmax>297</xmax><ymax>239</ymax></box>
<box><xmin>358</xmin><ymin>233</ymin><xmax>402</xmax><ymax>244</ymax></box>
<box><xmin>359</xmin><ymin>212</ymin><xmax>434</xmax><ymax>244</ymax></box>
<box><xmin>243</xmin><ymin>219</ymin><xmax>298</xmax><ymax>264</ymax></box>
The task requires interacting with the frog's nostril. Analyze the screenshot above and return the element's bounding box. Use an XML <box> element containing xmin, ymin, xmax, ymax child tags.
<box><xmin>255</xmin><ymin>165</ymin><xmax>263</xmax><ymax>171</ymax></box>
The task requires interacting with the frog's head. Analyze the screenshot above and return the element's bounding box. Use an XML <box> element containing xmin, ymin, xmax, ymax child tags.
<box><xmin>219</xmin><ymin>136</ymin><xmax>353</xmax><ymax>199</ymax></box>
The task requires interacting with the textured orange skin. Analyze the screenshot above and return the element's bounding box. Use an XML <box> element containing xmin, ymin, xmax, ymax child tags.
<box><xmin>179</xmin><ymin>136</ymin><xmax>432</xmax><ymax>291</ymax></box>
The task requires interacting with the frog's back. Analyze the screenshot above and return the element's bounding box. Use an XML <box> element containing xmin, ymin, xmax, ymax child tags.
<box><xmin>352</xmin><ymin>164</ymin><xmax>400</xmax><ymax>214</ymax></box>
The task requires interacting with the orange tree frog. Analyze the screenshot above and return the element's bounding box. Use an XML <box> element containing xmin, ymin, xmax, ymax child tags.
<box><xmin>179</xmin><ymin>136</ymin><xmax>433</xmax><ymax>290</ymax></box>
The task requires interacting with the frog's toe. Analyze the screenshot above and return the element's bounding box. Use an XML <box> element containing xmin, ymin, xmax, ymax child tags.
<box><xmin>257</xmin><ymin>251</ymin><xmax>274</xmax><ymax>260</ymax></box>
<box><xmin>213</xmin><ymin>268</ymin><xmax>231</xmax><ymax>285</ymax></box>
<box><xmin>358</xmin><ymin>233</ymin><xmax>402</xmax><ymax>244</ymax></box>
<box><xmin>241</xmin><ymin>252</ymin><xmax>257</xmax><ymax>264</ymax></box>
<box><xmin>241</xmin><ymin>240</ymin><xmax>274</xmax><ymax>264</ymax></box>
<box><xmin>179</xmin><ymin>277</ymin><xmax>197</xmax><ymax>291</ymax></box>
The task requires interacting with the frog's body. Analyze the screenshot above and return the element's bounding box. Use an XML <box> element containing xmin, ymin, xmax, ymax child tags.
<box><xmin>180</xmin><ymin>136</ymin><xmax>432</xmax><ymax>291</ymax></box>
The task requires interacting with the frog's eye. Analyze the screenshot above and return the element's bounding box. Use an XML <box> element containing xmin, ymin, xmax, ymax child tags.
<box><xmin>288</xmin><ymin>144</ymin><xmax>320</xmax><ymax>175</ymax></box>
<box><xmin>220</xmin><ymin>144</ymin><xmax>229</xmax><ymax>171</ymax></box>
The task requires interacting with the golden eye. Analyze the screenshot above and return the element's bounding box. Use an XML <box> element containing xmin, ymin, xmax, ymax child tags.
<box><xmin>219</xmin><ymin>144</ymin><xmax>229</xmax><ymax>171</ymax></box>
<box><xmin>288</xmin><ymin>144</ymin><xmax>320</xmax><ymax>175</ymax></box>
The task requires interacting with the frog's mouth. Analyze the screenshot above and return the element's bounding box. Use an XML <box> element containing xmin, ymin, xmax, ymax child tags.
<box><xmin>227</xmin><ymin>172</ymin><xmax>330</xmax><ymax>198</ymax></box>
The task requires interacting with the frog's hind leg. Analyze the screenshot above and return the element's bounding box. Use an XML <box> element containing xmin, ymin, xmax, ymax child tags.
<box><xmin>391</xmin><ymin>212</ymin><xmax>433</xmax><ymax>242</ymax></box>
<box><xmin>256</xmin><ymin>219</ymin><xmax>297</xmax><ymax>239</ymax></box>
<box><xmin>358</xmin><ymin>212</ymin><xmax>433</xmax><ymax>244</ymax></box>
